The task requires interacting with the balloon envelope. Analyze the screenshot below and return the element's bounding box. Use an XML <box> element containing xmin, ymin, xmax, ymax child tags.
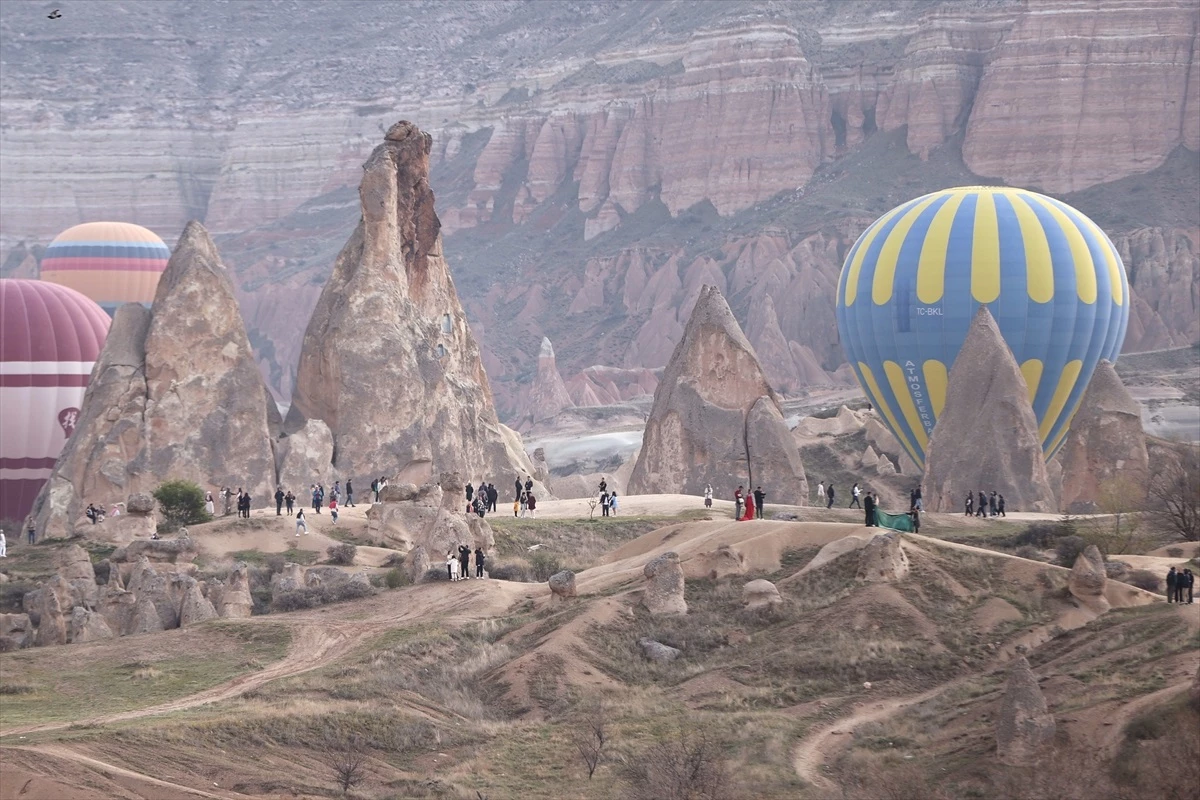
<box><xmin>41</xmin><ymin>221</ymin><xmax>170</xmax><ymax>314</ymax></box>
<box><xmin>0</xmin><ymin>279</ymin><xmax>111</xmax><ymax>521</ymax></box>
<box><xmin>836</xmin><ymin>186</ymin><xmax>1129</xmax><ymax>469</ymax></box>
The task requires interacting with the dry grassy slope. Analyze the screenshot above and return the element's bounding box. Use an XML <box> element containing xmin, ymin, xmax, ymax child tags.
<box><xmin>0</xmin><ymin>512</ymin><xmax>1194</xmax><ymax>800</ymax></box>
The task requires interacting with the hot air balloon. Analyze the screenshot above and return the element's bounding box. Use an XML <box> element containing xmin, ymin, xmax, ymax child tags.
<box><xmin>40</xmin><ymin>221</ymin><xmax>170</xmax><ymax>314</ymax></box>
<box><xmin>0</xmin><ymin>279</ymin><xmax>111</xmax><ymax>522</ymax></box>
<box><xmin>836</xmin><ymin>186</ymin><xmax>1129</xmax><ymax>470</ymax></box>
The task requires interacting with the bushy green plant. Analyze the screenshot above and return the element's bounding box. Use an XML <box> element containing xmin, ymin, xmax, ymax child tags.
<box><xmin>152</xmin><ymin>479</ymin><xmax>211</xmax><ymax>532</ymax></box>
<box><xmin>529</xmin><ymin>551</ymin><xmax>563</xmax><ymax>582</ymax></box>
<box><xmin>326</xmin><ymin>543</ymin><xmax>357</xmax><ymax>566</ymax></box>
<box><xmin>384</xmin><ymin>568</ymin><xmax>408</xmax><ymax>589</ymax></box>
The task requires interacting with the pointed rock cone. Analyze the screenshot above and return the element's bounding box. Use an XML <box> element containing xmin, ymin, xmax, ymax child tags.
<box><xmin>996</xmin><ymin>656</ymin><xmax>1056</xmax><ymax>766</ymax></box>
<box><xmin>1068</xmin><ymin>544</ymin><xmax>1110</xmax><ymax>613</ymax></box>
<box><xmin>1057</xmin><ymin>361</ymin><xmax>1149</xmax><ymax>512</ymax></box>
<box><xmin>924</xmin><ymin>308</ymin><xmax>1056</xmax><ymax>512</ymax></box>
<box><xmin>524</xmin><ymin>337</ymin><xmax>575</xmax><ymax>427</ymax></box>
<box><xmin>285</xmin><ymin>120</ymin><xmax>540</xmax><ymax>487</ymax></box>
<box><xmin>32</xmin><ymin>221</ymin><xmax>277</xmax><ymax>537</ymax></box>
<box><xmin>628</xmin><ymin>285</ymin><xmax>808</xmax><ymax>500</ymax></box>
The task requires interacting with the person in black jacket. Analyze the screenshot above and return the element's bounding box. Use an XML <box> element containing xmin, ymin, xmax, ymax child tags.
<box><xmin>1165</xmin><ymin>567</ymin><xmax>1178</xmax><ymax>603</ymax></box>
<box><xmin>475</xmin><ymin>547</ymin><xmax>486</xmax><ymax>578</ymax></box>
<box><xmin>345</xmin><ymin>479</ymin><xmax>354</xmax><ymax>507</ymax></box>
<box><xmin>826</xmin><ymin>484</ymin><xmax>835</xmax><ymax>509</ymax></box>
<box><xmin>466</xmin><ymin>482</ymin><xmax>474</xmax><ymax>505</ymax></box>
<box><xmin>753</xmin><ymin>486</ymin><xmax>765</xmax><ymax>519</ymax></box>
<box><xmin>275</xmin><ymin>487</ymin><xmax>285</xmax><ymax>515</ymax></box>
<box><xmin>458</xmin><ymin>544</ymin><xmax>472</xmax><ymax>580</ymax></box>
<box><xmin>1184</xmin><ymin>569</ymin><xmax>1195</xmax><ymax>604</ymax></box>
<box><xmin>976</xmin><ymin>490</ymin><xmax>987</xmax><ymax>517</ymax></box>
<box><xmin>488</xmin><ymin>483</ymin><xmax>498</xmax><ymax>512</ymax></box>
<box><xmin>863</xmin><ymin>492</ymin><xmax>876</xmax><ymax>527</ymax></box>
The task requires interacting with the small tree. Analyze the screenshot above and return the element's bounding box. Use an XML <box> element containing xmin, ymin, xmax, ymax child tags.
<box><xmin>324</xmin><ymin>736</ymin><xmax>367</xmax><ymax>794</ymax></box>
<box><xmin>573</xmin><ymin>700</ymin><xmax>608</xmax><ymax>779</ymax></box>
<box><xmin>1148</xmin><ymin>446</ymin><xmax>1200</xmax><ymax>542</ymax></box>
<box><xmin>327</xmin><ymin>543</ymin><xmax>357</xmax><ymax>565</ymax></box>
<box><xmin>1082</xmin><ymin>476</ymin><xmax>1149</xmax><ymax>554</ymax></box>
<box><xmin>620</xmin><ymin>722</ymin><xmax>732</xmax><ymax>800</ymax></box>
<box><xmin>587</xmin><ymin>499</ymin><xmax>599</xmax><ymax>519</ymax></box>
<box><xmin>152</xmin><ymin>479</ymin><xmax>211</xmax><ymax>532</ymax></box>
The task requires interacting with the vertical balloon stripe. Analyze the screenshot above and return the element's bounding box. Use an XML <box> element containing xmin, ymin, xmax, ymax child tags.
<box><xmin>1019</xmin><ymin>359</ymin><xmax>1044</xmax><ymax>405</ymax></box>
<box><xmin>844</xmin><ymin>201</ymin><xmax>916</xmax><ymax>306</ymax></box>
<box><xmin>1046</xmin><ymin>394</ymin><xmax>1086</xmax><ymax>458</ymax></box>
<box><xmin>1038</xmin><ymin>359</ymin><xmax>1082</xmax><ymax>442</ymax></box>
<box><xmin>1026</xmin><ymin>195</ymin><xmax>1097</xmax><ymax>304</ymax></box>
<box><xmin>1057</xmin><ymin>201</ymin><xmax>1125</xmax><ymax>306</ymax></box>
<box><xmin>1000</xmin><ymin>192</ymin><xmax>1054</xmax><ymax>304</ymax></box>
<box><xmin>883</xmin><ymin>360</ymin><xmax>930</xmax><ymax>449</ymax></box>
<box><xmin>917</xmin><ymin>193</ymin><xmax>968</xmax><ymax>304</ymax></box>
<box><xmin>970</xmin><ymin>192</ymin><xmax>1001</xmax><ymax>303</ymax></box>
<box><xmin>922</xmin><ymin>360</ymin><xmax>948</xmax><ymax>417</ymax></box>
<box><xmin>873</xmin><ymin>195</ymin><xmax>943</xmax><ymax>305</ymax></box>
<box><xmin>857</xmin><ymin>361</ymin><xmax>922</xmax><ymax>467</ymax></box>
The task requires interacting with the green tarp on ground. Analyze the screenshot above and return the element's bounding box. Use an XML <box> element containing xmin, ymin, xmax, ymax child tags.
<box><xmin>874</xmin><ymin>509</ymin><xmax>915</xmax><ymax>532</ymax></box>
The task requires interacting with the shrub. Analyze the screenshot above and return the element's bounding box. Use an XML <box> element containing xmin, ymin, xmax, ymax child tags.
<box><xmin>383</xmin><ymin>552</ymin><xmax>406</xmax><ymax>568</ymax></box>
<box><xmin>529</xmin><ymin>551</ymin><xmax>563</xmax><ymax>582</ymax></box>
<box><xmin>619</xmin><ymin>723</ymin><xmax>733</xmax><ymax>800</ymax></box>
<box><xmin>424</xmin><ymin>567</ymin><xmax>449</xmax><ymax>582</ymax></box>
<box><xmin>1010</xmin><ymin>523</ymin><xmax>1061</xmax><ymax>550</ymax></box>
<box><xmin>327</xmin><ymin>543</ymin><xmax>357</xmax><ymax>566</ymax></box>
<box><xmin>266</xmin><ymin>554</ymin><xmax>286</xmax><ymax>573</ymax></box>
<box><xmin>1014</xmin><ymin>545</ymin><xmax>1047</xmax><ymax>562</ymax></box>
<box><xmin>1054</xmin><ymin>535</ymin><xmax>1089</xmax><ymax>567</ymax></box>
<box><xmin>1127</xmin><ymin>570</ymin><xmax>1161</xmax><ymax>592</ymax></box>
<box><xmin>384</xmin><ymin>568</ymin><xmax>408</xmax><ymax>589</ymax></box>
<box><xmin>488</xmin><ymin>562</ymin><xmax>533</xmax><ymax>582</ymax></box>
<box><xmin>271</xmin><ymin>580</ymin><xmax>374</xmax><ymax>612</ymax></box>
<box><xmin>152</xmin><ymin>479</ymin><xmax>211</xmax><ymax>532</ymax></box>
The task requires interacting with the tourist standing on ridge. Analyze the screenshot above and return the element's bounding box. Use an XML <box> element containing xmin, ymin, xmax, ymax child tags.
<box><xmin>515</xmin><ymin>477</ymin><xmax>522</xmax><ymax>499</ymax></box>
<box><xmin>734</xmin><ymin>486</ymin><xmax>744</xmax><ymax>519</ymax></box>
<box><xmin>222</xmin><ymin>486</ymin><xmax>234</xmax><ymax>515</ymax></box>
<box><xmin>295</xmin><ymin>508</ymin><xmax>307</xmax><ymax>536</ymax></box>
<box><xmin>329</xmin><ymin>498</ymin><xmax>339</xmax><ymax>525</ymax></box>
<box><xmin>204</xmin><ymin>492</ymin><xmax>216</xmax><ymax>516</ymax></box>
<box><xmin>850</xmin><ymin>483</ymin><xmax>861</xmax><ymax>509</ymax></box>
<box><xmin>311</xmin><ymin>485</ymin><xmax>321</xmax><ymax>514</ymax></box>
<box><xmin>285</xmin><ymin>490</ymin><xmax>295</xmax><ymax>515</ymax></box>
<box><xmin>1183</xmin><ymin>569</ymin><xmax>1194</xmax><ymax>603</ymax></box>
<box><xmin>275</xmin><ymin>487</ymin><xmax>285</xmax><ymax>515</ymax></box>
<box><xmin>965</xmin><ymin>492</ymin><xmax>973</xmax><ymax>516</ymax></box>
<box><xmin>704</xmin><ymin>484</ymin><xmax>713</xmax><ymax>508</ymax></box>
<box><xmin>345</xmin><ymin>479</ymin><xmax>354</xmax><ymax>507</ymax></box>
<box><xmin>526</xmin><ymin>492</ymin><xmax>538</xmax><ymax>517</ymax></box>
<box><xmin>989</xmin><ymin>491</ymin><xmax>998</xmax><ymax>517</ymax></box>
<box><xmin>600</xmin><ymin>491</ymin><xmax>610</xmax><ymax>517</ymax></box>
<box><xmin>525</xmin><ymin>477</ymin><xmax>534</xmax><ymax>494</ymax></box>
<box><xmin>1166</xmin><ymin>567</ymin><xmax>1178</xmax><ymax>603</ymax></box>
<box><xmin>0</xmin><ymin>530</ymin><xmax>6</xmax><ymax>558</ymax></box>
<box><xmin>488</xmin><ymin>483</ymin><xmax>498</xmax><ymax>512</ymax></box>
<box><xmin>458</xmin><ymin>544</ymin><xmax>471</xmax><ymax>580</ymax></box>
<box><xmin>826</xmin><ymin>484</ymin><xmax>835</xmax><ymax>509</ymax></box>
<box><xmin>331</xmin><ymin>481</ymin><xmax>341</xmax><ymax>502</ymax></box>
<box><xmin>976</xmin><ymin>490</ymin><xmax>987</xmax><ymax>517</ymax></box>
<box><xmin>447</xmin><ymin>550</ymin><xmax>459</xmax><ymax>581</ymax></box>
<box><xmin>599</xmin><ymin>478</ymin><xmax>608</xmax><ymax>494</ymax></box>
<box><xmin>753</xmin><ymin>486</ymin><xmax>765</xmax><ymax>519</ymax></box>
<box><xmin>863</xmin><ymin>492</ymin><xmax>876</xmax><ymax>527</ymax></box>
<box><xmin>740</xmin><ymin>489</ymin><xmax>755</xmax><ymax>521</ymax></box>
<box><xmin>466</xmin><ymin>482</ymin><xmax>474</xmax><ymax>509</ymax></box>
<box><xmin>475</xmin><ymin>547</ymin><xmax>486</xmax><ymax>578</ymax></box>
<box><xmin>913</xmin><ymin>485</ymin><xmax>923</xmax><ymax>511</ymax></box>
<box><xmin>997</xmin><ymin>494</ymin><xmax>1006</xmax><ymax>517</ymax></box>
<box><xmin>609</xmin><ymin>491</ymin><xmax>618</xmax><ymax>516</ymax></box>
<box><xmin>816</xmin><ymin>481</ymin><xmax>825</xmax><ymax>505</ymax></box>
<box><xmin>910</xmin><ymin>506</ymin><xmax>921</xmax><ymax>534</ymax></box>
<box><xmin>371</xmin><ymin>478</ymin><xmax>380</xmax><ymax>504</ymax></box>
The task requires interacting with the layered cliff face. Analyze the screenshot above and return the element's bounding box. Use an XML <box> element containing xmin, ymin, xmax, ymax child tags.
<box><xmin>1</xmin><ymin>0</ymin><xmax>1195</xmax><ymax>417</ymax></box>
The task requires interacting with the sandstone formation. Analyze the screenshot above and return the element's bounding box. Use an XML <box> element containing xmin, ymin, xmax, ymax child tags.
<box><xmin>406</xmin><ymin>545</ymin><xmax>432</xmax><ymax>583</ymax></box>
<box><xmin>179</xmin><ymin>578</ymin><xmax>218</xmax><ymax>626</ymax></box>
<box><xmin>565</xmin><ymin>366</ymin><xmax>660</xmax><ymax>408</ymax></box>
<box><xmin>638</xmin><ymin>638</ymin><xmax>681</xmax><ymax>664</ymax></box>
<box><xmin>856</xmin><ymin>533</ymin><xmax>910</xmax><ymax>583</ymax></box>
<box><xmin>1068</xmin><ymin>545</ymin><xmax>1110</xmax><ymax>613</ymax></box>
<box><xmin>742</xmin><ymin>579</ymin><xmax>782</xmax><ymax>610</ymax></box>
<box><xmin>285</xmin><ymin>121</ymin><xmax>541</xmax><ymax>488</ymax></box>
<box><xmin>514</xmin><ymin>338</ymin><xmax>575</xmax><ymax>429</ymax></box>
<box><xmin>1057</xmin><ymin>362</ymin><xmax>1150</xmax><ymax>512</ymax></box>
<box><xmin>996</xmin><ymin>656</ymin><xmax>1056</xmax><ymax>766</ymax></box>
<box><xmin>366</xmin><ymin>472</ymin><xmax>496</xmax><ymax>564</ymax></box>
<box><xmin>68</xmin><ymin>607</ymin><xmax>114</xmax><ymax>644</ymax></box>
<box><xmin>275</xmin><ymin>419</ymin><xmax>335</xmax><ymax>494</ymax></box>
<box><xmin>628</xmin><ymin>285</ymin><xmax>807</xmax><ymax>501</ymax></box>
<box><xmin>684</xmin><ymin>545</ymin><xmax>746</xmax><ymax>581</ymax></box>
<box><xmin>641</xmin><ymin>552</ymin><xmax>687</xmax><ymax>616</ymax></box>
<box><xmin>0</xmin><ymin>613</ymin><xmax>34</xmax><ymax>651</ymax></box>
<box><xmin>548</xmin><ymin>570</ymin><xmax>577</xmax><ymax>601</ymax></box>
<box><xmin>923</xmin><ymin>309</ymin><xmax>1056</xmax><ymax>513</ymax></box>
<box><xmin>217</xmin><ymin>563</ymin><xmax>254</xmax><ymax>619</ymax></box>
<box><xmin>31</xmin><ymin>222</ymin><xmax>278</xmax><ymax>538</ymax></box>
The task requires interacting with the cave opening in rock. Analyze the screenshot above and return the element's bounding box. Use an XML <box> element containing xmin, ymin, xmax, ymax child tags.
<box><xmin>863</xmin><ymin>105</ymin><xmax>877</xmax><ymax>137</ymax></box>
<box><xmin>831</xmin><ymin>109</ymin><xmax>847</xmax><ymax>148</ymax></box>
<box><xmin>441</xmin><ymin>313</ymin><xmax>452</xmax><ymax>334</ymax></box>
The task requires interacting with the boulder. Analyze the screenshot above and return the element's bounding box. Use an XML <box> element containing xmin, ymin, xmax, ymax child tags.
<box><xmin>742</xmin><ymin>579</ymin><xmax>782</xmax><ymax>609</ymax></box>
<box><xmin>126</xmin><ymin>557</ymin><xmax>178</xmax><ymax>629</ymax></box>
<box><xmin>179</xmin><ymin>578</ymin><xmax>218</xmax><ymax>626</ymax></box>
<box><xmin>637</xmin><ymin>637</ymin><xmax>681</xmax><ymax>663</ymax></box>
<box><xmin>860</xmin><ymin>446</ymin><xmax>880</xmax><ymax>469</ymax></box>
<box><xmin>129</xmin><ymin>595</ymin><xmax>165</xmax><ymax>635</ymax></box>
<box><xmin>98</xmin><ymin>586</ymin><xmax>139</xmax><ymax>636</ymax></box>
<box><xmin>875</xmin><ymin>457</ymin><xmax>897</xmax><ymax>476</ymax></box>
<box><xmin>856</xmin><ymin>533</ymin><xmax>910</xmax><ymax>583</ymax></box>
<box><xmin>642</xmin><ymin>552</ymin><xmax>687</xmax><ymax>616</ymax></box>
<box><xmin>275</xmin><ymin>419</ymin><xmax>335</xmax><ymax>495</ymax></box>
<box><xmin>628</xmin><ymin>285</ymin><xmax>807</xmax><ymax>502</ymax></box>
<box><xmin>118</xmin><ymin>535</ymin><xmax>196</xmax><ymax>564</ymax></box>
<box><xmin>57</xmin><ymin>545</ymin><xmax>96</xmax><ymax>582</ymax></box>
<box><xmin>683</xmin><ymin>544</ymin><xmax>746</xmax><ymax>580</ymax></box>
<box><xmin>1057</xmin><ymin>361</ymin><xmax>1150</xmax><ymax>512</ymax></box>
<box><xmin>924</xmin><ymin>309</ymin><xmax>1056</xmax><ymax>513</ymax></box>
<box><xmin>548</xmin><ymin>570</ymin><xmax>577</xmax><ymax>600</ymax></box>
<box><xmin>30</xmin><ymin>222</ymin><xmax>279</xmax><ymax>538</ymax></box>
<box><xmin>218</xmin><ymin>562</ymin><xmax>254</xmax><ymax>618</ymax></box>
<box><xmin>68</xmin><ymin>606</ymin><xmax>114</xmax><ymax>643</ymax></box>
<box><xmin>285</xmin><ymin>120</ymin><xmax>542</xmax><ymax>489</ymax></box>
<box><xmin>126</xmin><ymin>493</ymin><xmax>155</xmax><ymax>514</ymax></box>
<box><xmin>996</xmin><ymin>656</ymin><xmax>1056</xmax><ymax>766</ymax></box>
<box><xmin>406</xmin><ymin>545</ymin><xmax>431</xmax><ymax>582</ymax></box>
<box><xmin>348</xmin><ymin>571</ymin><xmax>372</xmax><ymax>589</ymax></box>
<box><xmin>1068</xmin><ymin>545</ymin><xmax>1110</xmax><ymax>612</ymax></box>
<box><xmin>28</xmin><ymin>585</ymin><xmax>67</xmax><ymax>646</ymax></box>
<box><xmin>272</xmin><ymin>563</ymin><xmax>306</xmax><ymax>593</ymax></box>
<box><xmin>0</xmin><ymin>613</ymin><xmax>34</xmax><ymax>651</ymax></box>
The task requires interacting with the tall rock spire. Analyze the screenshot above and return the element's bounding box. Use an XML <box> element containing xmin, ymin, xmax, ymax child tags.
<box><xmin>33</xmin><ymin>221</ymin><xmax>278</xmax><ymax>537</ymax></box>
<box><xmin>285</xmin><ymin>121</ymin><xmax>538</xmax><ymax>485</ymax></box>
<box><xmin>628</xmin><ymin>285</ymin><xmax>807</xmax><ymax>499</ymax></box>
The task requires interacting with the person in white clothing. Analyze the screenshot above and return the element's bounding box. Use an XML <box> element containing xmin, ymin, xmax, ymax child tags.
<box><xmin>0</xmin><ymin>531</ymin><xmax>6</xmax><ymax>557</ymax></box>
<box><xmin>295</xmin><ymin>508</ymin><xmax>307</xmax><ymax>536</ymax></box>
<box><xmin>849</xmin><ymin>483</ymin><xmax>862</xmax><ymax>509</ymax></box>
<box><xmin>447</xmin><ymin>551</ymin><xmax>459</xmax><ymax>581</ymax></box>
<box><xmin>204</xmin><ymin>492</ymin><xmax>216</xmax><ymax>516</ymax></box>
<box><xmin>704</xmin><ymin>485</ymin><xmax>713</xmax><ymax>508</ymax></box>
<box><xmin>816</xmin><ymin>481</ymin><xmax>825</xmax><ymax>505</ymax></box>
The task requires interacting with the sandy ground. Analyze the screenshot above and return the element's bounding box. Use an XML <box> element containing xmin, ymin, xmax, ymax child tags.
<box><xmin>191</xmin><ymin>503</ymin><xmax>395</xmax><ymax>567</ymax></box>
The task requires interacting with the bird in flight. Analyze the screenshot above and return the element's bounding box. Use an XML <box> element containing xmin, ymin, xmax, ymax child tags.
<box><xmin>48</xmin><ymin>9</ymin><xmax>62</xmax><ymax>19</ymax></box>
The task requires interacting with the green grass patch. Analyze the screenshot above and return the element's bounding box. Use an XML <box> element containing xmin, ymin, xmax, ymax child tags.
<box><xmin>228</xmin><ymin>547</ymin><xmax>319</xmax><ymax>566</ymax></box>
<box><xmin>0</xmin><ymin>621</ymin><xmax>291</xmax><ymax>730</ymax></box>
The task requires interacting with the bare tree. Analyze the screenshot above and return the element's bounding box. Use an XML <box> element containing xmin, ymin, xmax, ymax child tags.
<box><xmin>587</xmin><ymin>498</ymin><xmax>599</xmax><ymax>519</ymax></box>
<box><xmin>1081</xmin><ymin>476</ymin><xmax>1149</xmax><ymax>554</ymax></box>
<box><xmin>620</xmin><ymin>722</ymin><xmax>732</xmax><ymax>800</ymax></box>
<box><xmin>325</xmin><ymin>736</ymin><xmax>367</xmax><ymax>794</ymax></box>
<box><xmin>1148</xmin><ymin>445</ymin><xmax>1200</xmax><ymax>541</ymax></box>
<box><xmin>573</xmin><ymin>700</ymin><xmax>608</xmax><ymax>779</ymax></box>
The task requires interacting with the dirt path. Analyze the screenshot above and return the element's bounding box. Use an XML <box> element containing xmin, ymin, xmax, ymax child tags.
<box><xmin>7</xmin><ymin>743</ymin><xmax>234</xmax><ymax>799</ymax></box>
<box><xmin>792</xmin><ymin>684</ymin><xmax>952</xmax><ymax>791</ymax></box>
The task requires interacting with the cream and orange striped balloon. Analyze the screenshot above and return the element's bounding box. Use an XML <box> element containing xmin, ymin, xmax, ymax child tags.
<box><xmin>41</xmin><ymin>222</ymin><xmax>170</xmax><ymax>314</ymax></box>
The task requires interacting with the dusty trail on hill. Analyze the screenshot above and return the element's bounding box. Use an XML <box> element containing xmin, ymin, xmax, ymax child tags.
<box><xmin>5</xmin><ymin>743</ymin><xmax>234</xmax><ymax>799</ymax></box>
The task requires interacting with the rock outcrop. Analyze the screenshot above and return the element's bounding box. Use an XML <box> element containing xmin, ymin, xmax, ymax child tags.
<box><xmin>641</xmin><ymin>552</ymin><xmax>687</xmax><ymax>616</ymax></box>
<box><xmin>996</xmin><ymin>656</ymin><xmax>1056</xmax><ymax>766</ymax></box>
<box><xmin>516</xmin><ymin>338</ymin><xmax>575</xmax><ymax>429</ymax></box>
<box><xmin>275</xmin><ymin>419</ymin><xmax>335</xmax><ymax>494</ymax></box>
<box><xmin>285</xmin><ymin>121</ymin><xmax>540</xmax><ymax>487</ymax></box>
<box><xmin>0</xmin><ymin>613</ymin><xmax>34</xmax><ymax>651</ymax></box>
<box><xmin>684</xmin><ymin>545</ymin><xmax>747</xmax><ymax>581</ymax></box>
<box><xmin>1057</xmin><ymin>362</ymin><xmax>1150</xmax><ymax>512</ymax></box>
<box><xmin>31</xmin><ymin>222</ymin><xmax>278</xmax><ymax>538</ymax></box>
<box><xmin>856</xmin><ymin>533</ymin><xmax>910</xmax><ymax>583</ymax></box>
<box><xmin>68</xmin><ymin>607</ymin><xmax>114</xmax><ymax>643</ymax></box>
<box><xmin>638</xmin><ymin>638</ymin><xmax>681</xmax><ymax>663</ymax></box>
<box><xmin>217</xmin><ymin>563</ymin><xmax>254</xmax><ymax>619</ymax></box>
<box><xmin>179</xmin><ymin>578</ymin><xmax>218</xmax><ymax>626</ymax></box>
<box><xmin>742</xmin><ymin>579</ymin><xmax>782</xmax><ymax>610</ymax></box>
<box><xmin>548</xmin><ymin>569</ymin><xmax>577</xmax><ymax>601</ymax></box>
<box><xmin>923</xmin><ymin>309</ymin><xmax>1056</xmax><ymax>513</ymax></box>
<box><xmin>628</xmin><ymin>285</ymin><xmax>807</xmax><ymax>501</ymax></box>
<box><xmin>366</xmin><ymin>472</ymin><xmax>495</xmax><ymax>562</ymax></box>
<box><xmin>1068</xmin><ymin>545</ymin><xmax>1110</xmax><ymax>613</ymax></box>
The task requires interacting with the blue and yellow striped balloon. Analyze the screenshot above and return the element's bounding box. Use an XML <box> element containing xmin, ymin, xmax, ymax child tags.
<box><xmin>835</xmin><ymin>186</ymin><xmax>1129</xmax><ymax>469</ymax></box>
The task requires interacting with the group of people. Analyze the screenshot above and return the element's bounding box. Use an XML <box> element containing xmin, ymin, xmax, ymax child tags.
<box><xmin>597</xmin><ymin>479</ymin><xmax>619</xmax><ymax>517</ymax></box>
<box><xmin>965</xmin><ymin>490</ymin><xmax>1006</xmax><ymax>517</ymax></box>
<box><xmin>446</xmin><ymin>544</ymin><xmax>486</xmax><ymax>580</ymax></box>
<box><xmin>467</xmin><ymin>481</ymin><xmax>499</xmax><ymax>516</ymax></box>
<box><xmin>731</xmin><ymin>485</ymin><xmax>767</xmax><ymax>520</ymax></box>
<box><xmin>514</xmin><ymin>475</ymin><xmax>539</xmax><ymax>517</ymax></box>
<box><xmin>1165</xmin><ymin>567</ymin><xmax>1195</xmax><ymax>603</ymax></box>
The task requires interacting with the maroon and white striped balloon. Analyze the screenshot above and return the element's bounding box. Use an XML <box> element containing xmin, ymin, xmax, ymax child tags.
<box><xmin>1</xmin><ymin>279</ymin><xmax>110</xmax><ymax>522</ymax></box>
